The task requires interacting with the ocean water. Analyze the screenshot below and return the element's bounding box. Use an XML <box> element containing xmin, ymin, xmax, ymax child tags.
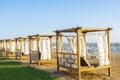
<box><xmin>53</xmin><ymin>43</ymin><xmax>120</xmax><ymax>53</ymax></box>
<box><xmin>87</xmin><ymin>45</ymin><xmax>120</xmax><ymax>53</ymax></box>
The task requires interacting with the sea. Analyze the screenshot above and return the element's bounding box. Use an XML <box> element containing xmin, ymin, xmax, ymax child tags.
<box><xmin>53</xmin><ymin>43</ymin><xmax>120</xmax><ymax>53</ymax></box>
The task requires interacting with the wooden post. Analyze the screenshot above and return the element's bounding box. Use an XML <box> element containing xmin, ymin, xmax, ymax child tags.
<box><xmin>20</xmin><ymin>38</ymin><xmax>22</xmax><ymax>60</ymax></box>
<box><xmin>60</xmin><ymin>35</ymin><xmax>62</xmax><ymax>53</ymax></box>
<box><xmin>29</xmin><ymin>37</ymin><xmax>32</xmax><ymax>63</ymax></box>
<box><xmin>3</xmin><ymin>40</ymin><xmax>6</xmax><ymax>56</ymax></box>
<box><xmin>37</xmin><ymin>35</ymin><xmax>41</xmax><ymax>66</ymax></box>
<box><xmin>15</xmin><ymin>39</ymin><xmax>17</xmax><ymax>59</ymax></box>
<box><xmin>107</xmin><ymin>28</ymin><xmax>111</xmax><ymax>76</ymax></box>
<box><xmin>56</xmin><ymin>32</ymin><xmax>60</xmax><ymax>72</ymax></box>
<box><xmin>9</xmin><ymin>39</ymin><xmax>12</xmax><ymax>57</ymax></box>
<box><xmin>77</xmin><ymin>28</ymin><xmax>81</xmax><ymax>80</ymax></box>
<box><xmin>12</xmin><ymin>40</ymin><xmax>15</xmax><ymax>56</ymax></box>
<box><xmin>5</xmin><ymin>40</ymin><xmax>7</xmax><ymax>57</ymax></box>
<box><xmin>1</xmin><ymin>41</ymin><xmax>2</xmax><ymax>49</ymax></box>
<box><xmin>0</xmin><ymin>40</ymin><xmax>2</xmax><ymax>49</ymax></box>
<box><xmin>0</xmin><ymin>40</ymin><xmax>1</xmax><ymax>49</ymax></box>
<box><xmin>1</xmin><ymin>41</ymin><xmax>3</xmax><ymax>49</ymax></box>
<box><xmin>23</xmin><ymin>38</ymin><xmax>25</xmax><ymax>54</ymax></box>
<box><xmin>83</xmin><ymin>33</ymin><xmax>86</xmax><ymax>45</ymax></box>
<box><xmin>49</xmin><ymin>36</ymin><xmax>52</xmax><ymax>57</ymax></box>
<box><xmin>2</xmin><ymin>40</ymin><xmax>4</xmax><ymax>50</ymax></box>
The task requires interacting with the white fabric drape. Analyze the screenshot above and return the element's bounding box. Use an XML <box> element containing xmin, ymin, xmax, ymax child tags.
<box><xmin>16</xmin><ymin>40</ymin><xmax>21</xmax><ymax>56</ymax></box>
<box><xmin>96</xmin><ymin>33</ymin><xmax>109</xmax><ymax>66</ymax></box>
<box><xmin>40</xmin><ymin>39</ymin><xmax>47</xmax><ymax>60</ymax></box>
<box><xmin>6</xmin><ymin>41</ymin><xmax>10</xmax><ymax>50</ymax></box>
<box><xmin>3</xmin><ymin>41</ymin><xmax>7</xmax><ymax>50</ymax></box>
<box><xmin>46</xmin><ymin>39</ymin><xmax>51</xmax><ymax>59</ymax></box>
<box><xmin>80</xmin><ymin>37</ymin><xmax>86</xmax><ymax>57</ymax></box>
<box><xmin>17</xmin><ymin>40</ymin><xmax>20</xmax><ymax>49</ymax></box>
<box><xmin>102</xmin><ymin>34</ymin><xmax>109</xmax><ymax>65</ymax></box>
<box><xmin>67</xmin><ymin>36</ymin><xmax>86</xmax><ymax>57</ymax></box>
<box><xmin>40</xmin><ymin>38</ymin><xmax>51</xmax><ymax>60</ymax></box>
<box><xmin>67</xmin><ymin>36</ymin><xmax>77</xmax><ymax>54</ymax></box>
<box><xmin>24</xmin><ymin>39</ymin><xmax>29</xmax><ymax>55</ymax></box>
<box><xmin>32</xmin><ymin>39</ymin><xmax>37</xmax><ymax>51</ymax></box>
<box><xmin>11</xmin><ymin>42</ymin><xmax>15</xmax><ymax>52</ymax></box>
<box><xmin>22</xmin><ymin>41</ymin><xmax>24</xmax><ymax>53</ymax></box>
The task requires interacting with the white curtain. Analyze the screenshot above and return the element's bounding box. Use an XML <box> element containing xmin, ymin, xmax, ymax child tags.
<box><xmin>4</xmin><ymin>41</ymin><xmax>7</xmax><ymax>50</ymax></box>
<box><xmin>40</xmin><ymin>38</ymin><xmax>51</xmax><ymax>60</ymax></box>
<box><xmin>6</xmin><ymin>41</ymin><xmax>10</xmax><ymax>50</ymax></box>
<box><xmin>67</xmin><ymin>36</ymin><xmax>77</xmax><ymax>54</ymax></box>
<box><xmin>24</xmin><ymin>39</ymin><xmax>29</xmax><ymax>55</ymax></box>
<box><xmin>102</xmin><ymin>34</ymin><xmax>109</xmax><ymax>65</ymax></box>
<box><xmin>11</xmin><ymin>42</ymin><xmax>15</xmax><ymax>52</ymax></box>
<box><xmin>17</xmin><ymin>40</ymin><xmax>20</xmax><ymax>49</ymax></box>
<box><xmin>32</xmin><ymin>39</ymin><xmax>37</xmax><ymax>51</ymax></box>
<box><xmin>16</xmin><ymin>40</ymin><xmax>21</xmax><ymax>56</ymax></box>
<box><xmin>22</xmin><ymin>41</ymin><xmax>25</xmax><ymax>53</ymax></box>
<box><xmin>80</xmin><ymin>37</ymin><xmax>86</xmax><ymax>57</ymax></box>
<box><xmin>96</xmin><ymin>33</ymin><xmax>109</xmax><ymax>66</ymax></box>
<box><xmin>67</xmin><ymin>36</ymin><xmax>86</xmax><ymax>57</ymax></box>
<box><xmin>46</xmin><ymin>39</ymin><xmax>51</xmax><ymax>59</ymax></box>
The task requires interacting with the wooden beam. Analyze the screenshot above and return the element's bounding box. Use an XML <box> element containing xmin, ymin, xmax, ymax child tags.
<box><xmin>20</xmin><ymin>38</ymin><xmax>22</xmax><ymax>60</ymax></box>
<box><xmin>37</xmin><ymin>35</ymin><xmax>40</xmax><ymax>66</ymax></box>
<box><xmin>54</xmin><ymin>27</ymin><xmax>112</xmax><ymax>33</ymax></box>
<box><xmin>15</xmin><ymin>39</ymin><xmax>17</xmax><ymax>59</ymax></box>
<box><xmin>9</xmin><ymin>39</ymin><xmax>12</xmax><ymax>57</ymax></box>
<box><xmin>107</xmin><ymin>29</ymin><xmax>111</xmax><ymax>76</ymax></box>
<box><xmin>77</xmin><ymin>29</ymin><xmax>81</xmax><ymax>80</ymax></box>
<box><xmin>28</xmin><ymin>34</ymin><xmax>56</xmax><ymax>37</ymax></box>
<box><xmin>29</xmin><ymin>37</ymin><xmax>32</xmax><ymax>63</ymax></box>
<box><xmin>49</xmin><ymin>36</ymin><xmax>52</xmax><ymax>58</ymax></box>
<box><xmin>81</xmin><ymin>65</ymin><xmax>110</xmax><ymax>72</ymax></box>
<box><xmin>2</xmin><ymin>41</ymin><xmax>5</xmax><ymax>49</ymax></box>
<box><xmin>56</xmin><ymin>32</ymin><xmax>61</xmax><ymax>72</ymax></box>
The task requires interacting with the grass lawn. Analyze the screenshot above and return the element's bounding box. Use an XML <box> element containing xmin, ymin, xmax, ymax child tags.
<box><xmin>0</xmin><ymin>57</ymin><xmax>58</xmax><ymax>80</ymax></box>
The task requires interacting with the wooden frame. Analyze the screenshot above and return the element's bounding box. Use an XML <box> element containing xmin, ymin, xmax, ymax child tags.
<box><xmin>55</xmin><ymin>27</ymin><xmax>112</xmax><ymax>80</ymax></box>
<box><xmin>5</xmin><ymin>39</ymin><xmax>15</xmax><ymax>57</ymax></box>
<box><xmin>15</xmin><ymin>37</ymin><xmax>30</xmax><ymax>60</ymax></box>
<box><xmin>28</xmin><ymin>34</ymin><xmax>56</xmax><ymax>65</ymax></box>
<box><xmin>0</xmin><ymin>40</ymin><xmax>6</xmax><ymax>56</ymax></box>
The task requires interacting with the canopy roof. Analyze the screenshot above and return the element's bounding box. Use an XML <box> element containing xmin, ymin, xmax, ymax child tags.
<box><xmin>28</xmin><ymin>34</ymin><xmax>56</xmax><ymax>37</ymax></box>
<box><xmin>54</xmin><ymin>27</ymin><xmax>112</xmax><ymax>33</ymax></box>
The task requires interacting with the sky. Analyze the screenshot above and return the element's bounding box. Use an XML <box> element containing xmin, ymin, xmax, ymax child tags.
<box><xmin>0</xmin><ymin>0</ymin><xmax>120</xmax><ymax>42</ymax></box>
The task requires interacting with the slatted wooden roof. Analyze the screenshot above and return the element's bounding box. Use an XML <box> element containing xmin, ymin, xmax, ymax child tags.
<box><xmin>15</xmin><ymin>37</ymin><xmax>29</xmax><ymax>39</ymax></box>
<box><xmin>28</xmin><ymin>34</ymin><xmax>56</xmax><ymax>37</ymax></box>
<box><xmin>54</xmin><ymin>27</ymin><xmax>112</xmax><ymax>33</ymax></box>
<box><xmin>0</xmin><ymin>39</ymin><xmax>15</xmax><ymax>41</ymax></box>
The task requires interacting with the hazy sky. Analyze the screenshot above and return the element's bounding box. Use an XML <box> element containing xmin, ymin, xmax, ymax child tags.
<box><xmin>0</xmin><ymin>0</ymin><xmax>120</xmax><ymax>42</ymax></box>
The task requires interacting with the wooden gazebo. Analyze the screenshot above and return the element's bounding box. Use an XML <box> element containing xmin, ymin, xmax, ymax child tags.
<box><xmin>28</xmin><ymin>34</ymin><xmax>56</xmax><ymax>65</ymax></box>
<box><xmin>5</xmin><ymin>39</ymin><xmax>15</xmax><ymax>57</ymax></box>
<box><xmin>55</xmin><ymin>27</ymin><xmax>112</xmax><ymax>80</ymax></box>
<box><xmin>0</xmin><ymin>40</ymin><xmax>6</xmax><ymax>56</ymax></box>
<box><xmin>15</xmin><ymin>37</ymin><xmax>30</xmax><ymax>60</ymax></box>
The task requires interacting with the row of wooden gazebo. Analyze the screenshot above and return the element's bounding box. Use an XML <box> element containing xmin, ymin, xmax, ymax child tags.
<box><xmin>0</xmin><ymin>34</ymin><xmax>56</xmax><ymax>66</ymax></box>
<box><xmin>0</xmin><ymin>27</ymin><xmax>112</xmax><ymax>80</ymax></box>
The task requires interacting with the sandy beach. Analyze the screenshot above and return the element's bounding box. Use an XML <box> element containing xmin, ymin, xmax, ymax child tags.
<box><xmin>20</xmin><ymin>53</ymin><xmax>119</xmax><ymax>80</ymax></box>
<box><xmin>1</xmin><ymin>53</ymin><xmax>120</xmax><ymax>80</ymax></box>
